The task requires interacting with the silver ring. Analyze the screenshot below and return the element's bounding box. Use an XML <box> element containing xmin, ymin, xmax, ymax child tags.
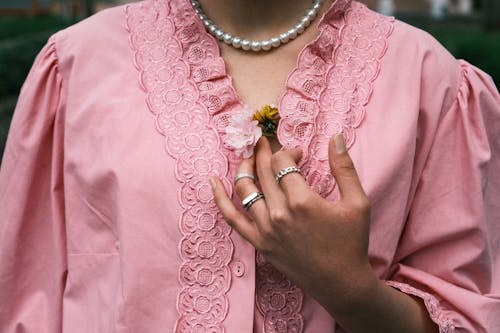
<box><xmin>242</xmin><ymin>192</ymin><xmax>265</xmax><ymax>210</ymax></box>
<box><xmin>275</xmin><ymin>166</ymin><xmax>301</xmax><ymax>183</ymax></box>
<box><xmin>234</xmin><ymin>172</ymin><xmax>255</xmax><ymax>186</ymax></box>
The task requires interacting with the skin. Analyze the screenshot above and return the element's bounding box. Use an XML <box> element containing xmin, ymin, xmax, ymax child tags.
<box><xmin>198</xmin><ymin>0</ymin><xmax>326</xmax><ymax>152</ymax></box>
<box><xmin>201</xmin><ymin>0</ymin><xmax>440</xmax><ymax>331</ymax></box>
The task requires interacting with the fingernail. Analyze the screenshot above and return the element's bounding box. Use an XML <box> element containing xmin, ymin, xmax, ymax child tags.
<box><xmin>209</xmin><ymin>177</ymin><xmax>217</xmax><ymax>190</ymax></box>
<box><xmin>334</xmin><ymin>133</ymin><xmax>346</xmax><ymax>154</ymax></box>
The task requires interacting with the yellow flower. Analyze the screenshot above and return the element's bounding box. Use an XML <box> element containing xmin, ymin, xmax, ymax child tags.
<box><xmin>252</xmin><ymin>104</ymin><xmax>280</xmax><ymax>137</ymax></box>
<box><xmin>253</xmin><ymin>105</ymin><xmax>279</xmax><ymax>123</ymax></box>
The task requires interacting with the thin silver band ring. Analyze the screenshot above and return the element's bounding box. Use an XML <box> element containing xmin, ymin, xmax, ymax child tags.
<box><xmin>275</xmin><ymin>166</ymin><xmax>301</xmax><ymax>183</ymax></box>
<box><xmin>234</xmin><ymin>173</ymin><xmax>255</xmax><ymax>186</ymax></box>
<box><xmin>241</xmin><ymin>192</ymin><xmax>265</xmax><ymax>210</ymax></box>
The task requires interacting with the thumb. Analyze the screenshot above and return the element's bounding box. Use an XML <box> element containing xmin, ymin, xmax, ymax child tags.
<box><xmin>328</xmin><ymin>133</ymin><xmax>365</xmax><ymax>201</ymax></box>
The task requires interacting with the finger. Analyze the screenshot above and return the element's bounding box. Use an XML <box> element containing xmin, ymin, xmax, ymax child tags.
<box><xmin>233</xmin><ymin>156</ymin><xmax>269</xmax><ymax>223</ymax></box>
<box><xmin>270</xmin><ymin>147</ymin><xmax>313</xmax><ymax>205</ymax></box>
<box><xmin>210</xmin><ymin>177</ymin><xmax>259</xmax><ymax>244</ymax></box>
<box><xmin>255</xmin><ymin>137</ymin><xmax>287</xmax><ymax>210</ymax></box>
<box><xmin>233</xmin><ymin>154</ymin><xmax>258</xmax><ymax>193</ymax></box>
<box><xmin>328</xmin><ymin>133</ymin><xmax>367</xmax><ymax>202</ymax></box>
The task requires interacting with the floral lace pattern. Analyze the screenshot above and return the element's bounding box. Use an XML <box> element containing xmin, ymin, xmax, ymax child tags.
<box><xmin>126</xmin><ymin>0</ymin><xmax>239</xmax><ymax>332</ymax></box>
<box><xmin>256</xmin><ymin>254</ymin><xmax>304</xmax><ymax>333</ymax></box>
<box><xmin>386</xmin><ymin>281</ymin><xmax>456</xmax><ymax>333</ymax></box>
<box><xmin>278</xmin><ymin>1</ymin><xmax>394</xmax><ymax>197</ymax></box>
<box><xmin>127</xmin><ymin>0</ymin><xmax>393</xmax><ymax>332</ymax></box>
<box><xmin>258</xmin><ymin>4</ymin><xmax>393</xmax><ymax>328</ymax></box>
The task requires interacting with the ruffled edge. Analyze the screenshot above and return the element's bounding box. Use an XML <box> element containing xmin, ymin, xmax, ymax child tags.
<box><xmin>386</xmin><ymin>281</ymin><xmax>456</xmax><ymax>333</ymax></box>
<box><xmin>125</xmin><ymin>1</ymin><xmax>235</xmax><ymax>332</ymax></box>
<box><xmin>277</xmin><ymin>1</ymin><xmax>394</xmax><ymax>197</ymax></box>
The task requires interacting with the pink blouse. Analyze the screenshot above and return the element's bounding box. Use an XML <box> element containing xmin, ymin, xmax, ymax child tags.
<box><xmin>1</xmin><ymin>0</ymin><xmax>499</xmax><ymax>332</ymax></box>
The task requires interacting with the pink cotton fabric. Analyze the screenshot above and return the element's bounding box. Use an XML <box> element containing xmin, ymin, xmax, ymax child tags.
<box><xmin>1</xmin><ymin>0</ymin><xmax>500</xmax><ymax>332</ymax></box>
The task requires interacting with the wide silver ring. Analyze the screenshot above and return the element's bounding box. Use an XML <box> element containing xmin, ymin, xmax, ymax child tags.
<box><xmin>275</xmin><ymin>166</ymin><xmax>301</xmax><ymax>183</ymax></box>
<box><xmin>241</xmin><ymin>192</ymin><xmax>265</xmax><ymax>210</ymax></box>
<box><xmin>234</xmin><ymin>173</ymin><xmax>255</xmax><ymax>186</ymax></box>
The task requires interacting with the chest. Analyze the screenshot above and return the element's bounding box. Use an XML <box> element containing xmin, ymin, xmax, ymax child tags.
<box><xmin>218</xmin><ymin>32</ymin><xmax>319</xmax><ymax>152</ymax></box>
<box><xmin>220</xmin><ymin>49</ymin><xmax>297</xmax><ymax>111</ymax></box>
<box><xmin>218</xmin><ymin>29</ymin><xmax>319</xmax><ymax>111</ymax></box>
<box><xmin>223</xmin><ymin>52</ymin><xmax>292</xmax><ymax>151</ymax></box>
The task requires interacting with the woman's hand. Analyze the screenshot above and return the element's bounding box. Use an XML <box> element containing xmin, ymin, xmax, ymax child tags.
<box><xmin>211</xmin><ymin>133</ymin><xmax>439</xmax><ymax>332</ymax></box>
<box><xmin>210</xmin><ymin>133</ymin><xmax>377</xmax><ymax>309</ymax></box>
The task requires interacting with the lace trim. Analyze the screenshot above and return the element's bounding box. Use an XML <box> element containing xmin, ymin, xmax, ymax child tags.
<box><xmin>257</xmin><ymin>4</ymin><xmax>393</xmax><ymax>330</ymax></box>
<box><xmin>256</xmin><ymin>253</ymin><xmax>304</xmax><ymax>333</ymax></box>
<box><xmin>386</xmin><ymin>281</ymin><xmax>456</xmax><ymax>333</ymax></box>
<box><xmin>126</xmin><ymin>1</ymin><xmax>236</xmax><ymax>332</ymax></box>
<box><xmin>169</xmin><ymin>1</ymin><xmax>306</xmax><ymax>331</ymax></box>
<box><xmin>278</xmin><ymin>2</ymin><xmax>394</xmax><ymax>197</ymax></box>
<box><xmin>127</xmin><ymin>0</ymin><xmax>393</xmax><ymax>331</ymax></box>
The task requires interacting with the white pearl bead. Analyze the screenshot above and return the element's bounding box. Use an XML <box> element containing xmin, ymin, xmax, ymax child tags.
<box><xmin>251</xmin><ymin>41</ymin><xmax>262</xmax><ymax>51</ymax></box>
<box><xmin>241</xmin><ymin>40</ymin><xmax>251</xmax><ymax>51</ymax></box>
<box><xmin>261</xmin><ymin>40</ymin><xmax>272</xmax><ymax>51</ymax></box>
<box><xmin>279</xmin><ymin>32</ymin><xmax>289</xmax><ymax>43</ymax></box>
<box><xmin>287</xmin><ymin>28</ymin><xmax>298</xmax><ymax>40</ymax></box>
<box><xmin>295</xmin><ymin>23</ymin><xmax>305</xmax><ymax>33</ymax></box>
<box><xmin>301</xmin><ymin>16</ymin><xmax>311</xmax><ymax>27</ymax></box>
<box><xmin>215</xmin><ymin>29</ymin><xmax>224</xmax><ymax>40</ymax></box>
<box><xmin>232</xmin><ymin>37</ymin><xmax>242</xmax><ymax>48</ymax></box>
<box><xmin>208</xmin><ymin>25</ymin><xmax>217</xmax><ymax>34</ymax></box>
<box><xmin>271</xmin><ymin>37</ymin><xmax>281</xmax><ymax>48</ymax></box>
<box><xmin>223</xmin><ymin>33</ymin><xmax>233</xmax><ymax>44</ymax></box>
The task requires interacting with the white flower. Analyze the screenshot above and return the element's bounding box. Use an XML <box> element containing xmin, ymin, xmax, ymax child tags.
<box><xmin>225</xmin><ymin>106</ymin><xmax>262</xmax><ymax>158</ymax></box>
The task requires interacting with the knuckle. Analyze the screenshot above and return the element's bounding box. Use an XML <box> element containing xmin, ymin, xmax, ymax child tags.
<box><xmin>337</xmin><ymin>205</ymin><xmax>354</xmax><ymax>221</ymax></box>
<box><xmin>337</xmin><ymin>198</ymin><xmax>371</xmax><ymax>222</ymax></box>
<box><xmin>270</xmin><ymin>151</ymin><xmax>286</xmax><ymax>165</ymax></box>
<box><xmin>347</xmin><ymin>198</ymin><xmax>371</xmax><ymax>218</ymax></box>
<box><xmin>260</xmin><ymin>226</ymin><xmax>275</xmax><ymax>243</ymax></box>
<box><xmin>333</xmin><ymin>157</ymin><xmax>356</xmax><ymax>174</ymax></box>
<box><xmin>234</xmin><ymin>181</ymin><xmax>252</xmax><ymax>198</ymax></box>
<box><xmin>255</xmin><ymin>240</ymin><xmax>273</xmax><ymax>256</ymax></box>
<box><xmin>268</xmin><ymin>208</ymin><xmax>288</xmax><ymax>224</ymax></box>
<box><xmin>355</xmin><ymin>197</ymin><xmax>371</xmax><ymax>213</ymax></box>
<box><xmin>234</xmin><ymin>178</ymin><xmax>244</xmax><ymax>193</ymax></box>
<box><xmin>288</xmin><ymin>195</ymin><xmax>311</xmax><ymax>213</ymax></box>
<box><xmin>254</xmin><ymin>228</ymin><xmax>276</xmax><ymax>254</ymax></box>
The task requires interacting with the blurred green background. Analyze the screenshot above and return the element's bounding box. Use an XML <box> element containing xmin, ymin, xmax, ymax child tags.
<box><xmin>0</xmin><ymin>0</ymin><xmax>499</xmax><ymax>160</ymax></box>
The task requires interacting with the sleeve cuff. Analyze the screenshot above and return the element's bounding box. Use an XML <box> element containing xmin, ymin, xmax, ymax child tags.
<box><xmin>386</xmin><ymin>280</ymin><xmax>456</xmax><ymax>333</ymax></box>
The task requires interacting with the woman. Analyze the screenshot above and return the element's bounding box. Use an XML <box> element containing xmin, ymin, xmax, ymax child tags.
<box><xmin>0</xmin><ymin>0</ymin><xmax>499</xmax><ymax>331</ymax></box>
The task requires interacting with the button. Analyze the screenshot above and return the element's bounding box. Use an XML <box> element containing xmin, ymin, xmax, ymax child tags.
<box><xmin>232</xmin><ymin>261</ymin><xmax>245</xmax><ymax>277</ymax></box>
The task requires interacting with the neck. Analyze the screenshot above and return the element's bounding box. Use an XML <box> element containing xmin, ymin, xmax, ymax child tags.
<box><xmin>197</xmin><ymin>0</ymin><xmax>331</xmax><ymax>40</ymax></box>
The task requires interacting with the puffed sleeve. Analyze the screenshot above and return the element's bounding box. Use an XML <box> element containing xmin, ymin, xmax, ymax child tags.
<box><xmin>0</xmin><ymin>35</ymin><xmax>67</xmax><ymax>332</ymax></box>
<box><xmin>386</xmin><ymin>61</ymin><xmax>500</xmax><ymax>332</ymax></box>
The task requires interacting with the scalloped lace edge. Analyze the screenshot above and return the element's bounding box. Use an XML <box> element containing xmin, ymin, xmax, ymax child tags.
<box><xmin>125</xmin><ymin>1</ymin><xmax>235</xmax><ymax>332</ymax></box>
<box><xmin>386</xmin><ymin>281</ymin><xmax>456</xmax><ymax>333</ymax></box>
<box><xmin>278</xmin><ymin>2</ymin><xmax>394</xmax><ymax>197</ymax></box>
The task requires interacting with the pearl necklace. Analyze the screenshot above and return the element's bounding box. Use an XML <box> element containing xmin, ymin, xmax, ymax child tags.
<box><xmin>190</xmin><ymin>0</ymin><xmax>324</xmax><ymax>52</ymax></box>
